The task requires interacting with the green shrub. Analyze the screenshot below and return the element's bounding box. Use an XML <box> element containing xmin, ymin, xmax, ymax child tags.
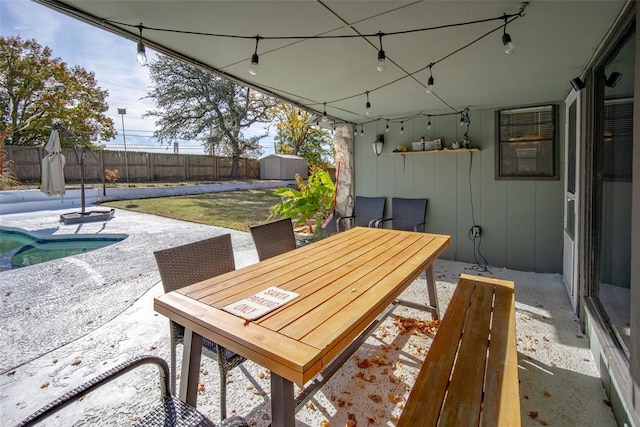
<box><xmin>269</xmin><ymin>168</ymin><xmax>335</xmax><ymax>238</ymax></box>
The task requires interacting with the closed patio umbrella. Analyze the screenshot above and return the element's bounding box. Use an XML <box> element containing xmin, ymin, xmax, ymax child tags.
<box><xmin>41</xmin><ymin>129</ymin><xmax>66</xmax><ymax>200</ymax></box>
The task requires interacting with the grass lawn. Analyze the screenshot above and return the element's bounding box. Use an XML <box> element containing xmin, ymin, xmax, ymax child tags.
<box><xmin>100</xmin><ymin>189</ymin><xmax>281</xmax><ymax>231</ymax></box>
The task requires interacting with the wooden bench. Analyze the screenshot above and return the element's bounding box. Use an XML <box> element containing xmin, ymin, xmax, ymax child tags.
<box><xmin>398</xmin><ymin>274</ymin><xmax>520</xmax><ymax>427</ymax></box>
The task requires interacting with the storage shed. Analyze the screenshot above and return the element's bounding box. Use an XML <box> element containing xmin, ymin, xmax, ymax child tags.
<box><xmin>260</xmin><ymin>154</ymin><xmax>308</xmax><ymax>180</ymax></box>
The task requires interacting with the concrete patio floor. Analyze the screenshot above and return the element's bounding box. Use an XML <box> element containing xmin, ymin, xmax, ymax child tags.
<box><xmin>0</xmin><ymin>204</ymin><xmax>617</xmax><ymax>426</ymax></box>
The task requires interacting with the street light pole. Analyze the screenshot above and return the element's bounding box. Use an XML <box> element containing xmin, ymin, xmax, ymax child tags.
<box><xmin>117</xmin><ymin>108</ymin><xmax>129</xmax><ymax>184</ymax></box>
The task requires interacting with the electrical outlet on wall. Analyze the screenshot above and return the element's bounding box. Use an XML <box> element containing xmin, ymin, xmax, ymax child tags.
<box><xmin>472</xmin><ymin>225</ymin><xmax>482</xmax><ymax>237</ymax></box>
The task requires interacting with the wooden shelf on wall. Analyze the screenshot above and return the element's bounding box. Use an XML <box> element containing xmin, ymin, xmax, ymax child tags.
<box><xmin>390</xmin><ymin>148</ymin><xmax>480</xmax><ymax>155</ymax></box>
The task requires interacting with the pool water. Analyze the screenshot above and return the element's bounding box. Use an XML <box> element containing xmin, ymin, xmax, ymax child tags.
<box><xmin>0</xmin><ymin>226</ymin><xmax>128</xmax><ymax>271</ymax></box>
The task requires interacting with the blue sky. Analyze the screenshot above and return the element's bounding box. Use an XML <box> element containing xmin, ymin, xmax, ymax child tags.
<box><xmin>1</xmin><ymin>0</ymin><xmax>275</xmax><ymax>156</ymax></box>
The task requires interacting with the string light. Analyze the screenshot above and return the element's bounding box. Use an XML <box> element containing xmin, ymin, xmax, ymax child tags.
<box><xmin>116</xmin><ymin>7</ymin><xmax>527</xmax><ymax>122</ymax></box>
<box><xmin>322</xmin><ymin>102</ymin><xmax>328</xmax><ymax>122</ymax></box>
<box><xmin>400</xmin><ymin>121</ymin><xmax>404</xmax><ymax>135</ymax></box>
<box><xmin>136</xmin><ymin>24</ymin><xmax>147</xmax><ymax>65</ymax></box>
<box><xmin>360</xmin><ymin>127</ymin><xmax>364</xmax><ymax>136</ymax></box>
<box><xmin>426</xmin><ymin>65</ymin><xmax>434</xmax><ymax>94</ymax></box>
<box><xmin>386</xmin><ymin>119</ymin><xmax>390</xmax><ymax>133</ymax></box>
<box><xmin>502</xmin><ymin>16</ymin><xmax>515</xmax><ymax>54</ymax></box>
<box><xmin>249</xmin><ymin>35</ymin><xmax>260</xmax><ymax>75</ymax></box>
<box><xmin>427</xmin><ymin>117</ymin><xmax>432</xmax><ymax>129</ymax></box>
<box><xmin>377</xmin><ymin>32</ymin><xmax>386</xmax><ymax>72</ymax></box>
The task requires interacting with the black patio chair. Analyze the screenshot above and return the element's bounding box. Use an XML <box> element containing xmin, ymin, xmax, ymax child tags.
<box><xmin>154</xmin><ymin>234</ymin><xmax>246</xmax><ymax>420</ymax></box>
<box><xmin>249</xmin><ymin>218</ymin><xmax>297</xmax><ymax>261</ymax></box>
<box><xmin>335</xmin><ymin>196</ymin><xmax>386</xmax><ymax>232</ymax></box>
<box><xmin>374</xmin><ymin>197</ymin><xmax>428</xmax><ymax>232</ymax></box>
<box><xmin>16</xmin><ymin>355</ymin><xmax>250</xmax><ymax>427</ymax></box>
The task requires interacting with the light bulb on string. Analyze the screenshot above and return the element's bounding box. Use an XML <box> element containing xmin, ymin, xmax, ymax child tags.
<box><xmin>377</xmin><ymin>32</ymin><xmax>386</xmax><ymax>72</ymax></box>
<box><xmin>249</xmin><ymin>35</ymin><xmax>260</xmax><ymax>75</ymax></box>
<box><xmin>427</xmin><ymin>117</ymin><xmax>432</xmax><ymax>130</ymax></box>
<box><xmin>365</xmin><ymin>91</ymin><xmax>372</xmax><ymax>115</ymax></box>
<box><xmin>426</xmin><ymin>65</ymin><xmax>434</xmax><ymax>94</ymax></box>
<box><xmin>136</xmin><ymin>24</ymin><xmax>147</xmax><ymax>65</ymax></box>
<box><xmin>400</xmin><ymin>122</ymin><xmax>404</xmax><ymax>135</ymax></box>
<box><xmin>386</xmin><ymin>120</ymin><xmax>390</xmax><ymax>133</ymax></box>
<box><xmin>459</xmin><ymin>113</ymin><xmax>465</xmax><ymax>126</ymax></box>
<box><xmin>502</xmin><ymin>16</ymin><xmax>515</xmax><ymax>54</ymax></box>
<box><xmin>322</xmin><ymin>102</ymin><xmax>328</xmax><ymax>122</ymax></box>
<box><xmin>360</xmin><ymin>127</ymin><xmax>364</xmax><ymax>136</ymax></box>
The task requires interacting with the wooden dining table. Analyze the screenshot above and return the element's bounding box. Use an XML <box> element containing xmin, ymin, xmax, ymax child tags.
<box><xmin>154</xmin><ymin>226</ymin><xmax>450</xmax><ymax>426</ymax></box>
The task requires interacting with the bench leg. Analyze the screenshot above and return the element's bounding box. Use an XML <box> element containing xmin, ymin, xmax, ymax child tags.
<box><xmin>426</xmin><ymin>264</ymin><xmax>440</xmax><ymax>320</ymax></box>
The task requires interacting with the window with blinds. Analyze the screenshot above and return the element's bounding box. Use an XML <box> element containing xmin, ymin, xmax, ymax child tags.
<box><xmin>495</xmin><ymin>104</ymin><xmax>558</xmax><ymax>179</ymax></box>
<box><xmin>603</xmin><ymin>98</ymin><xmax>633</xmax><ymax>181</ymax></box>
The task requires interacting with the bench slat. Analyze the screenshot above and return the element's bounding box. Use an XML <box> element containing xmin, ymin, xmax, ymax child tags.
<box><xmin>396</xmin><ymin>279</ymin><xmax>476</xmax><ymax>427</ymax></box>
<box><xmin>482</xmin><ymin>283</ymin><xmax>520</xmax><ymax>425</ymax></box>
<box><xmin>439</xmin><ymin>282</ymin><xmax>494</xmax><ymax>426</ymax></box>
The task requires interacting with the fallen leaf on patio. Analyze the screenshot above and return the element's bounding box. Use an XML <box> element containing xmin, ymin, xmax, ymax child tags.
<box><xmin>149</xmin><ymin>346</ymin><xmax>156</xmax><ymax>351</ymax></box>
<box><xmin>389</xmin><ymin>375</ymin><xmax>398</xmax><ymax>384</ymax></box>
<box><xmin>346</xmin><ymin>413</ymin><xmax>357</xmax><ymax>426</ymax></box>
<box><xmin>543</xmin><ymin>391</ymin><xmax>551</xmax><ymax>397</ymax></box>
<box><xmin>357</xmin><ymin>359</ymin><xmax>371</xmax><ymax>369</ymax></box>
<box><xmin>197</xmin><ymin>383</ymin><xmax>205</xmax><ymax>392</ymax></box>
<box><xmin>40</xmin><ymin>382</ymin><xmax>49</xmax><ymax>389</ymax></box>
<box><xmin>71</xmin><ymin>360</ymin><xmax>81</xmax><ymax>366</ymax></box>
<box><xmin>253</xmin><ymin>391</ymin><xmax>267</xmax><ymax>396</ymax></box>
<box><xmin>368</xmin><ymin>394</ymin><xmax>382</xmax><ymax>403</ymax></box>
<box><xmin>320</xmin><ymin>421</ymin><xmax>329</xmax><ymax>427</ymax></box>
<box><xmin>259</xmin><ymin>372</ymin><xmax>267</xmax><ymax>379</ymax></box>
<box><xmin>25</xmin><ymin>306</ymin><xmax>30</xmax><ymax>311</ymax></box>
<box><xmin>540</xmin><ymin>421</ymin><xmax>549</xmax><ymax>426</ymax></box>
<box><xmin>528</xmin><ymin>411</ymin><xmax>538</xmax><ymax>419</ymax></box>
<box><xmin>5</xmin><ymin>292</ymin><xmax>12</xmax><ymax>297</ymax></box>
<box><xmin>337</xmin><ymin>398</ymin><xmax>347</xmax><ymax>408</ymax></box>
<box><xmin>306</xmin><ymin>401</ymin><xmax>315</xmax><ymax>410</ymax></box>
<box><xmin>603</xmin><ymin>399</ymin><xmax>612</xmax><ymax>407</ymax></box>
<box><xmin>367</xmin><ymin>417</ymin><xmax>375</xmax><ymax>425</ymax></box>
<box><xmin>52</xmin><ymin>359</ymin><xmax>58</xmax><ymax>364</ymax></box>
<box><xmin>247</xmin><ymin>385</ymin><xmax>254</xmax><ymax>390</ymax></box>
<box><xmin>388</xmin><ymin>393</ymin><xmax>402</xmax><ymax>404</ymax></box>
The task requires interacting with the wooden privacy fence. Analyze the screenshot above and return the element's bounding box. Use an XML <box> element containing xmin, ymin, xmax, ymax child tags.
<box><xmin>4</xmin><ymin>146</ymin><xmax>260</xmax><ymax>183</ymax></box>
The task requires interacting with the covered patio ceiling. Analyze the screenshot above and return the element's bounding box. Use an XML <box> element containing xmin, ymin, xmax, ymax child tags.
<box><xmin>35</xmin><ymin>0</ymin><xmax>626</xmax><ymax>125</ymax></box>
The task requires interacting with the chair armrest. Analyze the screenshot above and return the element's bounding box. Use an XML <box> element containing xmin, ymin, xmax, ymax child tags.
<box><xmin>335</xmin><ymin>215</ymin><xmax>355</xmax><ymax>232</ymax></box>
<box><xmin>374</xmin><ymin>218</ymin><xmax>392</xmax><ymax>228</ymax></box>
<box><xmin>17</xmin><ymin>355</ymin><xmax>170</xmax><ymax>427</ymax></box>
<box><xmin>414</xmin><ymin>221</ymin><xmax>426</xmax><ymax>232</ymax></box>
<box><xmin>367</xmin><ymin>217</ymin><xmax>383</xmax><ymax>227</ymax></box>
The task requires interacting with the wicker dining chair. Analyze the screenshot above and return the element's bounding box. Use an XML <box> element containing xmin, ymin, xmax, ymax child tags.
<box><xmin>374</xmin><ymin>197</ymin><xmax>428</xmax><ymax>232</ymax></box>
<box><xmin>16</xmin><ymin>355</ymin><xmax>249</xmax><ymax>427</ymax></box>
<box><xmin>335</xmin><ymin>196</ymin><xmax>386</xmax><ymax>231</ymax></box>
<box><xmin>154</xmin><ymin>234</ymin><xmax>246</xmax><ymax>420</ymax></box>
<box><xmin>249</xmin><ymin>218</ymin><xmax>297</xmax><ymax>261</ymax></box>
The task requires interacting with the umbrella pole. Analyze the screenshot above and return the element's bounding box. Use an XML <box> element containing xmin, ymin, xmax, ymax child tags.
<box><xmin>80</xmin><ymin>149</ymin><xmax>86</xmax><ymax>214</ymax></box>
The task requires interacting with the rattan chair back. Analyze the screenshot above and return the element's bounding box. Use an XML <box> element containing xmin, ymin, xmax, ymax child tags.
<box><xmin>250</xmin><ymin>218</ymin><xmax>297</xmax><ymax>261</ymax></box>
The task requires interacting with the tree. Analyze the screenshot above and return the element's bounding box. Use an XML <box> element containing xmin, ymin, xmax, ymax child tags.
<box><xmin>144</xmin><ymin>55</ymin><xmax>277</xmax><ymax>178</ymax></box>
<box><xmin>0</xmin><ymin>36</ymin><xmax>115</xmax><ymax>147</ymax></box>
<box><xmin>272</xmin><ymin>102</ymin><xmax>333</xmax><ymax>168</ymax></box>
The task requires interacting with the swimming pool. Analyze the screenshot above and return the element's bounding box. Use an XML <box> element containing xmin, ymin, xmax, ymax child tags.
<box><xmin>0</xmin><ymin>226</ymin><xmax>128</xmax><ymax>271</ymax></box>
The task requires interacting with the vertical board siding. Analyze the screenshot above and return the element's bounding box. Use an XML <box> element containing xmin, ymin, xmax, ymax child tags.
<box><xmin>354</xmin><ymin>108</ymin><xmax>563</xmax><ymax>273</ymax></box>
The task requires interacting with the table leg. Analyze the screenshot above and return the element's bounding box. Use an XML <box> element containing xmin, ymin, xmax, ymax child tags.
<box><xmin>426</xmin><ymin>264</ymin><xmax>440</xmax><ymax>319</ymax></box>
<box><xmin>179</xmin><ymin>328</ymin><xmax>203</xmax><ymax>407</ymax></box>
<box><xmin>270</xmin><ymin>372</ymin><xmax>296</xmax><ymax>427</ymax></box>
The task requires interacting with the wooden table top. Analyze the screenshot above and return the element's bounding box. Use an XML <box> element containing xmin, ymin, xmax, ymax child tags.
<box><xmin>154</xmin><ymin>227</ymin><xmax>450</xmax><ymax>385</ymax></box>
